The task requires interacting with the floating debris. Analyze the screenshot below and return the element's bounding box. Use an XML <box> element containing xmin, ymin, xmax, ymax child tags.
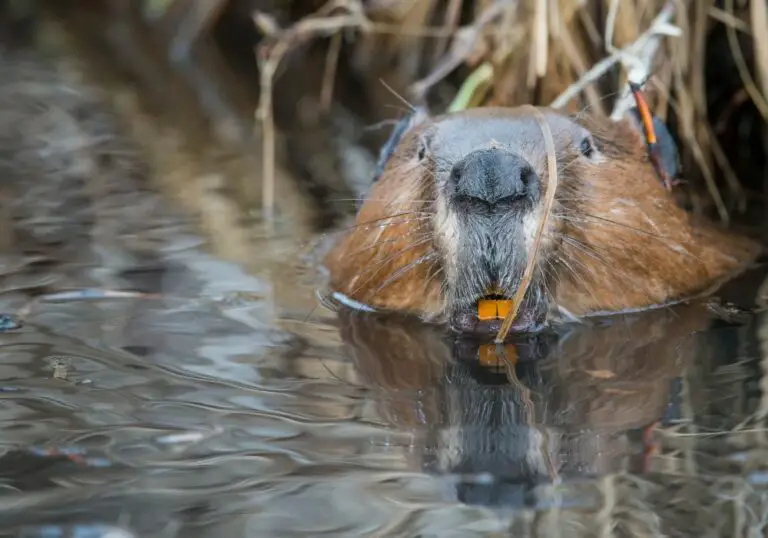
<box><xmin>0</xmin><ymin>313</ymin><xmax>21</xmax><ymax>331</ymax></box>
<box><xmin>36</xmin><ymin>289</ymin><xmax>160</xmax><ymax>303</ymax></box>
<box><xmin>26</xmin><ymin>446</ymin><xmax>113</xmax><ymax>469</ymax></box>
<box><xmin>17</xmin><ymin>524</ymin><xmax>135</xmax><ymax>538</ymax></box>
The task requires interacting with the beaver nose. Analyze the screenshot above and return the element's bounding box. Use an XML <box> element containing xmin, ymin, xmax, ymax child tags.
<box><xmin>450</xmin><ymin>149</ymin><xmax>538</xmax><ymax>208</ymax></box>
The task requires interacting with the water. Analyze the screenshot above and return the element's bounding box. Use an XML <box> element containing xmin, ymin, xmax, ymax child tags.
<box><xmin>0</xmin><ymin>203</ymin><xmax>766</xmax><ymax>537</ymax></box>
<box><xmin>1</xmin><ymin>16</ymin><xmax>768</xmax><ymax>538</ymax></box>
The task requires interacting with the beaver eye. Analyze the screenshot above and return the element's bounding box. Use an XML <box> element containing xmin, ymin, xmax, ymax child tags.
<box><xmin>417</xmin><ymin>140</ymin><xmax>428</xmax><ymax>161</ymax></box>
<box><xmin>416</xmin><ymin>132</ymin><xmax>433</xmax><ymax>162</ymax></box>
<box><xmin>579</xmin><ymin>136</ymin><xmax>595</xmax><ymax>158</ymax></box>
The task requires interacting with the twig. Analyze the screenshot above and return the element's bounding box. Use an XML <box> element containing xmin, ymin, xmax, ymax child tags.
<box><xmin>409</xmin><ymin>0</ymin><xmax>512</xmax><ymax>101</ymax></box>
<box><xmin>604</xmin><ymin>0</ymin><xmax>622</xmax><ymax>56</ymax></box>
<box><xmin>252</xmin><ymin>0</ymin><xmax>486</xmax><ymax>221</ymax></box>
<box><xmin>253</xmin><ymin>2</ymin><xmax>367</xmax><ymax>221</ymax></box>
<box><xmin>751</xmin><ymin>0</ymin><xmax>768</xmax><ymax>109</ymax></box>
<box><xmin>447</xmin><ymin>61</ymin><xmax>493</xmax><ymax>111</ymax></box>
<box><xmin>691</xmin><ymin>0</ymin><xmax>713</xmax><ymax>121</ymax></box>
<box><xmin>429</xmin><ymin>0</ymin><xmax>464</xmax><ymax>68</ymax></box>
<box><xmin>527</xmin><ymin>0</ymin><xmax>548</xmax><ymax>88</ymax></box>
<box><xmin>667</xmin><ymin>57</ymin><xmax>732</xmax><ymax>224</ymax></box>
<box><xmin>578</xmin><ymin>8</ymin><xmax>602</xmax><ymax>48</ymax></box>
<box><xmin>724</xmin><ymin>0</ymin><xmax>768</xmax><ymax>120</ymax></box>
<box><xmin>252</xmin><ymin>0</ymin><xmax>520</xmax><ymax>221</ymax></box>
<box><xmin>320</xmin><ymin>32</ymin><xmax>343</xmax><ymax>110</ymax></box>
<box><xmin>551</xmin><ymin>2</ymin><xmax>605</xmax><ymax>115</ymax></box>
<box><xmin>708</xmin><ymin>6</ymin><xmax>752</xmax><ymax>34</ymax></box>
<box><xmin>255</xmin><ymin>39</ymin><xmax>286</xmax><ymax>222</ymax></box>
<box><xmin>705</xmin><ymin>122</ymin><xmax>747</xmax><ymax>213</ymax></box>
<box><xmin>610</xmin><ymin>1</ymin><xmax>682</xmax><ymax>119</ymax></box>
<box><xmin>495</xmin><ymin>106</ymin><xmax>558</xmax><ymax>343</ymax></box>
<box><xmin>550</xmin><ymin>1</ymin><xmax>681</xmax><ymax>113</ymax></box>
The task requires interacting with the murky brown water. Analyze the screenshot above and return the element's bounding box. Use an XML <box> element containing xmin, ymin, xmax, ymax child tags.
<box><xmin>2</xmin><ymin>209</ymin><xmax>768</xmax><ymax>538</ymax></box>
<box><xmin>2</xmin><ymin>10</ymin><xmax>768</xmax><ymax>538</ymax></box>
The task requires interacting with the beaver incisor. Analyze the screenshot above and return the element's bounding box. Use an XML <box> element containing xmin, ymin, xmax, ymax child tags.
<box><xmin>323</xmin><ymin>106</ymin><xmax>763</xmax><ymax>336</ymax></box>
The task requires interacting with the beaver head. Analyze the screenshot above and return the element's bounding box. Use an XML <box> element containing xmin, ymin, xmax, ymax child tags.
<box><xmin>323</xmin><ymin>106</ymin><xmax>761</xmax><ymax>336</ymax></box>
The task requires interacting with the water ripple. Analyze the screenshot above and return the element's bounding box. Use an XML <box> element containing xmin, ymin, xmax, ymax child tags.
<box><xmin>0</xmin><ymin>233</ymin><xmax>766</xmax><ymax>537</ymax></box>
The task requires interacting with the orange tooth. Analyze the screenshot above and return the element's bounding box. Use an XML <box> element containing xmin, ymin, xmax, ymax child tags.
<box><xmin>477</xmin><ymin>299</ymin><xmax>498</xmax><ymax>320</ymax></box>
<box><xmin>478</xmin><ymin>344</ymin><xmax>518</xmax><ymax>367</ymax></box>
<box><xmin>478</xmin><ymin>344</ymin><xmax>499</xmax><ymax>366</ymax></box>
<box><xmin>496</xmin><ymin>299</ymin><xmax>513</xmax><ymax>320</ymax></box>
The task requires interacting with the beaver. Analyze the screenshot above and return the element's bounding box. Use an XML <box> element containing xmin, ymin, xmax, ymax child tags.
<box><xmin>323</xmin><ymin>106</ymin><xmax>763</xmax><ymax>336</ymax></box>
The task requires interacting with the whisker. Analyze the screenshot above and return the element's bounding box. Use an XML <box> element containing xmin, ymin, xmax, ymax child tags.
<box><xmin>557</xmin><ymin>213</ymin><xmax>705</xmax><ymax>266</ymax></box>
<box><xmin>421</xmin><ymin>265</ymin><xmax>445</xmax><ymax>296</ymax></box>
<box><xmin>331</xmin><ymin>213</ymin><xmax>433</xmax><ymax>234</ymax></box>
<box><xmin>379</xmin><ymin>78</ymin><xmax>417</xmax><ymax>112</ymax></box>
<box><xmin>328</xmin><ymin>198</ymin><xmax>438</xmax><ymax>205</ymax></box>
<box><xmin>554</xmin><ymin>153</ymin><xmax>590</xmax><ymax>178</ymax></box>
<box><xmin>364</xmin><ymin>252</ymin><xmax>440</xmax><ymax>302</ymax></box>
<box><xmin>382</xmin><ymin>103</ymin><xmax>416</xmax><ymax>116</ymax></box>
<box><xmin>551</xmin><ymin>252</ymin><xmax>604</xmax><ymax>308</ymax></box>
<box><xmin>538</xmin><ymin>260</ymin><xmax>556</xmax><ymax>305</ymax></box>
<box><xmin>554</xmin><ymin>192</ymin><xmax>605</xmax><ymax>200</ymax></box>
<box><xmin>353</xmin><ymin>236</ymin><xmax>434</xmax><ymax>276</ymax></box>
<box><xmin>347</xmin><ymin>238</ymin><xmax>436</xmax><ymax>300</ymax></box>
<box><xmin>343</xmin><ymin>231</ymin><xmax>434</xmax><ymax>258</ymax></box>
<box><xmin>558</xmin><ymin>214</ymin><xmax>670</xmax><ymax>241</ymax></box>
<box><xmin>363</xmin><ymin>118</ymin><xmax>401</xmax><ymax>132</ymax></box>
<box><xmin>570</xmin><ymin>88</ymin><xmax>626</xmax><ymax>120</ymax></box>
<box><xmin>555</xmin><ymin>234</ymin><xmax>613</xmax><ymax>269</ymax></box>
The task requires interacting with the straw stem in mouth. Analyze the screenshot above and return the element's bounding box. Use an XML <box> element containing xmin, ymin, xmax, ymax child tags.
<box><xmin>495</xmin><ymin>106</ymin><xmax>559</xmax><ymax>343</ymax></box>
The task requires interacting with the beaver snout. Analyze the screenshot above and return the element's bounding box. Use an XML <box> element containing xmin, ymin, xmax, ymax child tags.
<box><xmin>435</xmin><ymin>148</ymin><xmax>547</xmax><ymax>337</ymax></box>
<box><xmin>449</xmin><ymin>149</ymin><xmax>540</xmax><ymax>212</ymax></box>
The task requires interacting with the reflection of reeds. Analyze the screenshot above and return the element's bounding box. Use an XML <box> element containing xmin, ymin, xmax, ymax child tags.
<box><xmin>626</xmin><ymin>313</ymin><xmax>768</xmax><ymax>537</ymax></box>
<box><xmin>329</xmin><ymin>302</ymin><xmax>768</xmax><ymax>535</ymax></box>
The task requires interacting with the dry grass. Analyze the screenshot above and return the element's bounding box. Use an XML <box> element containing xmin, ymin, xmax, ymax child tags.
<box><xmin>253</xmin><ymin>0</ymin><xmax>767</xmax><ymax>225</ymax></box>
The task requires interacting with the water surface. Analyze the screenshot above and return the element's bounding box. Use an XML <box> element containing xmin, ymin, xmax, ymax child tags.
<box><xmin>0</xmin><ymin>211</ymin><xmax>766</xmax><ymax>538</ymax></box>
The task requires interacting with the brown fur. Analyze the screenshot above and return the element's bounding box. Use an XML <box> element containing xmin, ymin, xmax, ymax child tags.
<box><xmin>555</xmin><ymin>113</ymin><xmax>762</xmax><ymax>316</ymax></box>
<box><xmin>323</xmin><ymin>132</ymin><xmax>444</xmax><ymax>317</ymax></box>
<box><xmin>324</xmin><ymin>106</ymin><xmax>762</xmax><ymax>322</ymax></box>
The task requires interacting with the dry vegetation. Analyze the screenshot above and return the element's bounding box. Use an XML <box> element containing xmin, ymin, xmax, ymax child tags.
<box><xmin>252</xmin><ymin>0</ymin><xmax>767</xmax><ymax>228</ymax></box>
<box><xmin>22</xmin><ymin>0</ymin><xmax>765</xmax><ymax>232</ymax></box>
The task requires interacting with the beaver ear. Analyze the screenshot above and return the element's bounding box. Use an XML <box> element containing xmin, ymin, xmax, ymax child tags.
<box><xmin>626</xmin><ymin>107</ymin><xmax>681</xmax><ymax>180</ymax></box>
<box><xmin>372</xmin><ymin>107</ymin><xmax>429</xmax><ymax>184</ymax></box>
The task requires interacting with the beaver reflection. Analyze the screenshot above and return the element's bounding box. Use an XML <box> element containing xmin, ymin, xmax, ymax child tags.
<box><xmin>337</xmin><ymin>304</ymin><xmax>709</xmax><ymax>508</ymax></box>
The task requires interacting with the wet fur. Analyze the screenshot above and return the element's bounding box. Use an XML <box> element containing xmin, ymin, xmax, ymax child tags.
<box><xmin>324</xmin><ymin>106</ymin><xmax>762</xmax><ymax>324</ymax></box>
<box><xmin>556</xmin><ymin>113</ymin><xmax>761</xmax><ymax>316</ymax></box>
<box><xmin>324</xmin><ymin>128</ymin><xmax>445</xmax><ymax>318</ymax></box>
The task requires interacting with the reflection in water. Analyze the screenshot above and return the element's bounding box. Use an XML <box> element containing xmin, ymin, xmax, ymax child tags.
<box><xmin>1</xmin><ymin>243</ymin><xmax>766</xmax><ymax>537</ymax></box>
<box><xmin>339</xmin><ymin>304</ymin><xmax>700</xmax><ymax>510</ymax></box>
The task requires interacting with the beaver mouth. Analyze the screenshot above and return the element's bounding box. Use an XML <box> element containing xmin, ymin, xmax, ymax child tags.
<box><xmin>450</xmin><ymin>294</ymin><xmax>548</xmax><ymax>337</ymax></box>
